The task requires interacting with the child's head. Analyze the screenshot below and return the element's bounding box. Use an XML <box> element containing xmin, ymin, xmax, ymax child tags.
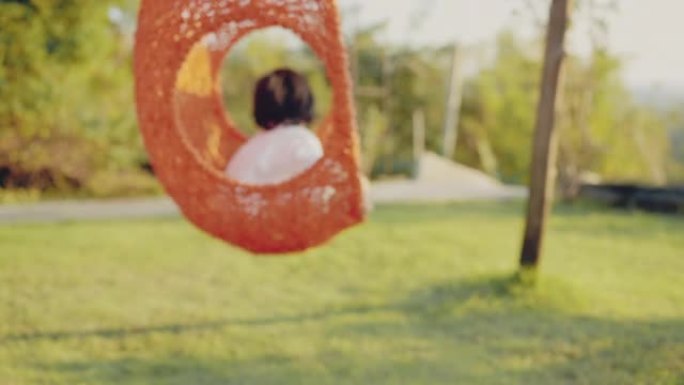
<box><xmin>253</xmin><ymin>68</ymin><xmax>315</xmax><ymax>130</ymax></box>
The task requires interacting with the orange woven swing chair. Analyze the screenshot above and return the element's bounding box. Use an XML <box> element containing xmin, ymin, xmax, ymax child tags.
<box><xmin>134</xmin><ymin>0</ymin><xmax>365</xmax><ymax>254</ymax></box>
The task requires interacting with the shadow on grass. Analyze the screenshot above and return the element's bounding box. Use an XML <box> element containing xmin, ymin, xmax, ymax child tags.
<box><xmin>0</xmin><ymin>276</ymin><xmax>522</xmax><ymax>344</ymax></box>
<box><xmin>8</xmin><ymin>275</ymin><xmax>684</xmax><ymax>385</ymax></box>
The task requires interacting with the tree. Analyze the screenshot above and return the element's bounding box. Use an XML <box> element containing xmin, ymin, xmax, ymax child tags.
<box><xmin>459</xmin><ymin>32</ymin><xmax>542</xmax><ymax>183</ymax></box>
<box><xmin>520</xmin><ymin>0</ymin><xmax>572</xmax><ymax>271</ymax></box>
<box><xmin>556</xmin><ymin>45</ymin><xmax>672</xmax><ymax>196</ymax></box>
<box><xmin>1</xmin><ymin>0</ymin><xmax>152</xmax><ymax>190</ymax></box>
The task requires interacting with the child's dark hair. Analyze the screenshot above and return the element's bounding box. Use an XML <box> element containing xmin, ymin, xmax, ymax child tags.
<box><xmin>253</xmin><ymin>68</ymin><xmax>315</xmax><ymax>130</ymax></box>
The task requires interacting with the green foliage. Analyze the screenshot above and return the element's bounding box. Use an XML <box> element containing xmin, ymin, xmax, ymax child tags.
<box><xmin>1</xmin><ymin>203</ymin><xmax>683</xmax><ymax>384</ymax></box>
<box><xmin>458</xmin><ymin>32</ymin><xmax>675</xmax><ymax>187</ymax></box>
<box><xmin>0</xmin><ymin>0</ymin><xmax>143</xmax><ymax>192</ymax></box>
<box><xmin>0</xmin><ymin>187</ymin><xmax>41</xmax><ymax>205</ymax></box>
<box><xmin>359</xmin><ymin>105</ymin><xmax>389</xmax><ymax>175</ymax></box>
<box><xmin>667</xmin><ymin>117</ymin><xmax>684</xmax><ymax>183</ymax></box>
<box><xmin>85</xmin><ymin>170</ymin><xmax>161</xmax><ymax>198</ymax></box>
<box><xmin>0</xmin><ymin>133</ymin><xmax>103</xmax><ymax>190</ymax></box>
<box><xmin>1</xmin><ymin>2</ymin><xmax>680</xmax><ymax>196</ymax></box>
<box><xmin>558</xmin><ymin>50</ymin><xmax>672</xmax><ymax>192</ymax></box>
<box><xmin>1</xmin><ymin>1</ymin><xmax>119</xmax><ymax>137</ymax></box>
<box><xmin>387</xmin><ymin>49</ymin><xmax>449</xmax><ymax>159</ymax></box>
<box><xmin>460</xmin><ymin>32</ymin><xmax>543</xmax><ymax>183</ymax></box>
<box><xmin>351</xmin><ymin>29</ymin><xmax>449</xmax><ymax>175</ymax></box>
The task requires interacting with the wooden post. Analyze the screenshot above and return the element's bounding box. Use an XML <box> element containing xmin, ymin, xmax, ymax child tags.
<box><xmin>520</xmin><ymin>0</ymin><xmax>572</xmax><ymax>269</ymax></box>
<box><xmin>442</xmin><ymin>43</ymin><xmax>464</xmax><ymax>159</ymax></box>
<box><xmin>381</xmin><ymin>49</ymin><xmax>393</xmax><ymax>175</ymax></box>
<box><xmin>412</xmin><ymin>109</ymin><xmax>426</xmax><ymax>178</ymax></box>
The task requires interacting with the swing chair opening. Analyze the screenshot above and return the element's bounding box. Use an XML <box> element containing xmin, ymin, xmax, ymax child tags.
<box><xmin>173</xmin><ymin>26</ymin><xmax>334</xmax><ymax>178</ymax></box>
<box><xmin>219</xmin><ymin>27</ymin><xmax>333</xmax><ymax>136</ymax></box>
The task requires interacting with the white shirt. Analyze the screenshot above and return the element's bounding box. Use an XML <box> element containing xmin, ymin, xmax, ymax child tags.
<box><xmin>225</xmin><ymin>124</ymin><xmax>324</xmax><ymax>185</ymax></box>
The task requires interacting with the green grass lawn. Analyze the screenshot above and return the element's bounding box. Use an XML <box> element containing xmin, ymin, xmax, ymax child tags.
<box><xmin>1</xmin><ymin>202</ymin><xmax>683</xmax><ymax>384</ymax></box>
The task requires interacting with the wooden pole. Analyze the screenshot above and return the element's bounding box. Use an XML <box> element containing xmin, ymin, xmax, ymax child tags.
<box><xmin>442</xmin><ymin>43</ymin><xmax>464</xmax><ymax>159</ymax></box>
<box><xmin>381</xmin><ymin>49</ymin><xmax>393</xmax><ymax>175</ymax></box>
<box><xmin>520</xmin><ymin>0</ymin><xmax>572</xmax><ymax>269</ymax></box>
<box><xmin>412</xmin><ymin>109</ymin><xmax>426</xmax><ymax>178</ymax></box>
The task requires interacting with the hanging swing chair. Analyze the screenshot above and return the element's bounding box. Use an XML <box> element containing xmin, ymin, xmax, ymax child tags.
<box><xmin>134</xmin><ymin>0</ymin><xmax>365</xmax><ymax>254</ymax></box>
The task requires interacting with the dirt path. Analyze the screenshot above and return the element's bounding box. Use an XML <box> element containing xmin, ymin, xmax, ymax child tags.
<box><xmin>0</xmin><ymin>182</ymin><xmax>525</xmax><ymax>225</ymax></box>
<box><xmin>0</xmin><ymin>153</ymin><xmax>528</xmax><ymax>224</ymax></box>
<box><xmin>0</xmin><ymin>198</ymin><xmax>180</xmax><ymax>225</ymax></box>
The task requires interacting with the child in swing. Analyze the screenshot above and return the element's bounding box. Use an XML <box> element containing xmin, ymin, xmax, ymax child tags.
<box><xmin>226</xmin><ymin>68</ymin><xmax>371</xmax><ymax>210</ymax></box>
<box><xmin>225</xmin><ymin>68</ymin><xmax>323</xmax><ymax>185</ymax></box>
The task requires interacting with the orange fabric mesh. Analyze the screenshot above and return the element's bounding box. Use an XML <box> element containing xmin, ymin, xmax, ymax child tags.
<box><xmin>134</xmin><ymin>0</ymin><xmax>364</xmax><ymax>254</ymax></box>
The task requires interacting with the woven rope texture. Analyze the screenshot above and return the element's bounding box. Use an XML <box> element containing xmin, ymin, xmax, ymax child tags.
<box><xmin>134</xmin><ymin>0</ymin><xmax>364</xmax><ymax>254</ymax></box>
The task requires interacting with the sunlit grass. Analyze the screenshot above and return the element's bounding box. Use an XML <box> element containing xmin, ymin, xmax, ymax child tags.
<box><xmin>1</xmin><ymin>202</ymin><xmax>682</xmax><ymax>384</ymax></box>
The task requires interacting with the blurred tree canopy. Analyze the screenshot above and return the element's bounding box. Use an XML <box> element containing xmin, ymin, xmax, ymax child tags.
<box><xmin>459</xmin><ymin>32</ymin><xmax>542</xmax><ymax>183</ymax></box>
<box><xmin>0</xmin><ymin>0</ymin><xmax>681</xmax><ymax>197</ymax></box>
<box><xmin>457</xmin><ymin>32</ymin><xmax>678</xmax><ymax>192</ymax></box>
<box><xmin>344</xmin><ymin>28</ymin><xmax>681</xmax><ymax>187</ymax></box>
<box><xmin>0</xmin><ymin>0</ymin><xmax>143</xmax><ymax>193</ymax></box>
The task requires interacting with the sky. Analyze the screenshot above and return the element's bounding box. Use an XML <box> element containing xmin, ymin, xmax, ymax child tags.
<box><xmin>338</xmin><ymin>0</ymin><xmax>684</xmax><ymax>90</ymax></box>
